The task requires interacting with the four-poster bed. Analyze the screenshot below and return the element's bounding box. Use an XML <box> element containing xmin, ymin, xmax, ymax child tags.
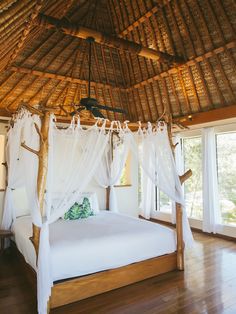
<box><xmin>2</xmin><ymin>106</ymin><xmax>193</xmax><ymax>314</ymax></box>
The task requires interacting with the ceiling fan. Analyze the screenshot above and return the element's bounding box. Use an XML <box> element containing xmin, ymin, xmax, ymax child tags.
<box><xmin>70</xmin><ymin>37</ymin><xmax>126</xmax><ymax>119</ymax></box>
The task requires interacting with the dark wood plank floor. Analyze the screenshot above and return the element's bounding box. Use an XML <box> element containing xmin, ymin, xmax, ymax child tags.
<box><xmin>0</xmin><ymin>232</ymin><xmax>236</xmax><ymax>314</ymax></box>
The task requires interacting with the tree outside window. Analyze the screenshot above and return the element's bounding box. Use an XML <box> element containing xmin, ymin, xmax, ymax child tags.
<box><xmin>183</xmin><ymin>137</ymin><xmax>203</xmax><ymax>220</ymax></box>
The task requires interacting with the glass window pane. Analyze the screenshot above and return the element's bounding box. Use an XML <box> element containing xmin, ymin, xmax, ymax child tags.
<box><xmin>183</xmin><ymin>137</ymin><xmax>203</xmax><ymax>219</ymax></box>
<box><xmin>216</xmin><ymin>132</ymin><xmax>236</xmax><ymax>226</ymax></box>
<box><xmin>159</xmin><ymin>190</ymin><xmax>172</xmax><ymax>213</ymax></box>
<box><xmin>116</xmin><ymin>152</ymin><xmax>131</xmax><ymax>186</ymax></box>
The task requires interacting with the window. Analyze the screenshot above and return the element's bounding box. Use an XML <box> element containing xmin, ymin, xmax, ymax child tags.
<box><xmin>183</xmin><ymin>136</ymin><xmax>203</xmax><ymax>219</ymax></box>
<box><xmin>216</xmin><ymin>132</ymin><xmax>236</xmax><ymax>226</ymax></box>
<box><xmin>138</xmin><ymin>162</ymin><xmax>171</xmax><ymax>212</ymax></box>
<box><xmin>0</xmin><ymin>134</ymin><xmax>6</xmax><ymax>190</ymax></box>
<box><xmin>156</xmin><ymin>189</ymin><xmax>172</xmax><ymax>213</ymax></box>
<box><xmin>116</xmin><ymin>152</ymin><xmax>131</xmax><ymax>186</ymax></box>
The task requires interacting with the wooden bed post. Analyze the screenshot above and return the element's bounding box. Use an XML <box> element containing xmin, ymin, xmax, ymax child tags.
<box><xmin>176</xmin><ymin>169</ymin><xmax>192</xmax><ymax>270</ymax></box>
<box><xmin>106</xmin><ymin>186</ymin><xmax>110</xmax><ymax>210</ymax></box>
<box><xmin>106</xmin><ymin>130</ymin><xmax>114</xmax><ymax>211</ymax></box>
<box><xmin>33</xmin><ymin>111</ymin><xmax>50</xmax><ymax>254</ymax></box>
<box><xmin>21</xmin><ymin>109</ymin><xmax>51</xmax><ymax>312</ymax></box>
<box><xmin>21</xmin><ymin>110</ymin><xmax>51</xmax><ymax>255</ymax></box>
<box><xmin>165</xmin><ymin>119</ymin><xmax>192</xmax><ymax>271</ymax></box>
<box><xmin>176</xmin><ymin>203</ymin><xmax>184</xmax><ymax>270</ymax></box>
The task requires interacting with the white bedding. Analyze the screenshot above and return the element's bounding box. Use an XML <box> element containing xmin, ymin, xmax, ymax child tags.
<box><xmin>12</xmin><ymin>211</ymin><xmax>176</xmax><ymax>281</ymax></box>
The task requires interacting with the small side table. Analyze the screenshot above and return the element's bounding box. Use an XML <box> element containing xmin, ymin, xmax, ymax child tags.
<box><xmin>0</xmin><ymin>230</ymin><xmax>13</xmax><ymax>254</ymax></box>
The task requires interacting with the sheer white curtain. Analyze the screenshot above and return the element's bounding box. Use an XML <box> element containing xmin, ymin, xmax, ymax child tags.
<box><xmin>132</xmin><ymin>123</ymin><xmax>184</xmax><ymax>205</ymax></box>
<box><xmin>130</xmin><ymin>123</ymin><xmax>193</xmax><ymax>248</ymax></box>
<box><xmin>95</xmin><ymin>124</ymin><xmax>130</xmax><ymax>212</ymax></box>
<box><xmin>2</xmin><ymin>113</ymin><xmax>194</xmax><ymax>313</ymax></box>
<box><xmin>1</xmin><ymin>110</ymin><xmax>40</xmax><ymax>230</ymax></box>
<box><xmin>202</xmin><ymin>127</ymin><xmax>220</xmax><ymax>233</ymax></box>
<box><xmin>139</xmin><ymin>167</ymin><xmax>155</xmax><ymax>219</ymax></box>
<box><xmin>37</xmin><ymin>117</ymin><xmax>110</xmax><ymax>314</ymax></box>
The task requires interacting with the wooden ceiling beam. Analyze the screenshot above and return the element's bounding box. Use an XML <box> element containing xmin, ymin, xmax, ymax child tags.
<box><xmin>174</xmin><ymin>105</ymin><xmax>236</xmax><ymax>127</ymax></box>
<box><xmin>9</xmin><ymin>65</ymin><xmax>126</xmax><ymax>91</ymax></box>
<box><xmin>129</xmin><ymin>40</ymin><xmax>236</xmax><ymax>89</ymax></box>
<box><xmin>33</xmin><ymin>13</ymin><xmax>183</xmax><ymax>65</ymax></box>
<box><xmin>1</xmin><ymin>105</ymin><xmax>236</xmax><ymax>129</ymax></box>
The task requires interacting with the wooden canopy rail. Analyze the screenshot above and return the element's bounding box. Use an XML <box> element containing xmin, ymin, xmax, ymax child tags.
<box><xmin>18</xmin><ymin>106</ymin><xmax>192</xmax><ymax>312</ymax></box>
<box><xmin>33</xmin><ymin>13</ymin><xmax>183</xmax><ymax>66</ymax></box>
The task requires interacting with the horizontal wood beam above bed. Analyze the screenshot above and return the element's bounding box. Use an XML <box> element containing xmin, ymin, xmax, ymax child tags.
<box><xmin>9</xmin><ymin>65</ymin><xmax>126</xmax><ymax>91</ymax></box>
<box><xmin>33</xmin><ymin>14</ymin><xmax>183</xmax><ymax>66</ymax></box>
<box><xmin>1</xmin><ymin>106</ymin><xmax>236</xmax><ymax>129</ymax></box>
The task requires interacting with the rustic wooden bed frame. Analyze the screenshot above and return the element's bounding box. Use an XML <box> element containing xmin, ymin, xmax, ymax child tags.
<box><xmin>14</xmin><ymin>241</ymin><xmax>177</xmax><ymax>309</ymax></box>
<box><xmin>17</xmin><ymin>109</ymin><xmax>192</xmax><ymax>312</ymax></box>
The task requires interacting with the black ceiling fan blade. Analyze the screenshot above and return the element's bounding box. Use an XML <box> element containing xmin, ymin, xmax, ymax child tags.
<box><xmin>70</xmin><ymin>106</ymin><xmax>85</xmax><ymax>116</ymax></box>
<box><xmin>92</xmin><ymin>103</ymin><xmax>127</xmax><ymax>114</ymax></box>
<box><xmin>90</xmin><ymin>107</ymin><xmax>105</xmax><ymax>118</ymax></box>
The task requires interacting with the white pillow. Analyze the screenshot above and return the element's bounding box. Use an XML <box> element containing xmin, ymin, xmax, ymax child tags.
<box><xmin>12</xmin><ymin>187</ymin><xmax>30</xmax><ymax>217</ymax></box>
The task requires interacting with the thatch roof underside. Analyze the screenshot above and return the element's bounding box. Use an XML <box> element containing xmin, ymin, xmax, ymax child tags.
<box><xmin>0</xmin><ymin>0</ymin><xmax>235</xmax><ymax>123</ymax></box>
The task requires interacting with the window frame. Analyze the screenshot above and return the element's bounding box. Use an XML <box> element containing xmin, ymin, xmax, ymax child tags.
<box><xmin>150</xmin><ymin>123</ymin><xmax>236</xmax><ymax>238</ymax></box>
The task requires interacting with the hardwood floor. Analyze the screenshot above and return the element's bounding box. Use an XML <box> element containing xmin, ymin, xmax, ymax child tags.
<box><xmin>0</xmin><ymin>232</ymin><xmax>235</xmax><ymax>314</ymax></box>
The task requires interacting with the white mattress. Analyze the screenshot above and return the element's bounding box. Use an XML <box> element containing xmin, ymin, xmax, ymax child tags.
<box><xmin>12</xmin><ymin>211</ymin><xmax>176</xmax><ymax>281</ymax></box>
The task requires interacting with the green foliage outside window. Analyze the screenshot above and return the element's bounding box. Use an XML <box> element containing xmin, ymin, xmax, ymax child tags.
<box><xmin>183</xmin><ymin>137</ymin><xmax>203</xmax><ymax>219</ymax></box>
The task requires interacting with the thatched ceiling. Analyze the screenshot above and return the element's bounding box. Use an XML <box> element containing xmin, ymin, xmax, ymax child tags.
<box><xmin>0</xmin><ymin>0</ymin><xmax>235</xmax><ymax>123</ymax></box>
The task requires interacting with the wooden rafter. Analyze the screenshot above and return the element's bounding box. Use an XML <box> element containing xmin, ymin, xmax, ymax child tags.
<box><xmin>33</xmin><ymin>13</ymin><xmax>183</xmax><ymax>65</ymax></box>
<box><xmin>167</xmin><ymin>2</ymin><xmax>201</xmax><ymax>113</ymax></box>
<box><xmin>129</xmin><ymin>40</ymin><xmax>236</xmax><ymax>89</ymax></box>
<box><xmin>186</xmin><ymin>1</ymin><xmax>231</xmax><ymax>107</ymax></box>
<box><xmin>3</xmin><ymin>37</ymin><xmax>77</xmax><ymax>109</ymax></box>
<box><xmin>118</xmin><ymin>1</ymin><xmax>171</xmax><ymax>37</ymax></box>
<box><xmin>7</xmin><ymin>36</ymin><xmax>77</xmax><ymax>108</ymax></box>
<box><xmin>9</xmin><ymin>65</ymin><xmax>126</xmax><ymax>90</ymax></box>
<box><xmin>204</xmin><ymin>0</ymin><xmax>236</xmax><ymax>103</ymax></box>
<box><xmin>6</xmin><ymin>0</ymin><xmax>44</xmax><ymax>68</ymax></box>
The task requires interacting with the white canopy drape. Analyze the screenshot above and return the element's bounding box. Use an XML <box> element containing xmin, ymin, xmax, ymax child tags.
<box><xmin>131</xmin><ymin>123</ymin><xmax>185</xmax><ymax>206</ymax></box>
<box><xmin>37</xmin><ymin>116</ymin><xmax>110</xmax><ymax>314</ymax></box>
<box><xmin>130</xmin><ymin>123</ymin><xmax>193</xmax><ymax>248</ymax></box>
<box><xmin>95</xmin><ymin>122</ymin><xmax>130</xmax><ymax>212</ymax></box>
<box><xmin>1</xmin><ymin>110</ymin><xmax>41</xmax><ymax>230</ymax></box>
<box><xmin>2</xmin><ymin>110</ymin><xmax>193</xmax><ymax>314</ymax></box>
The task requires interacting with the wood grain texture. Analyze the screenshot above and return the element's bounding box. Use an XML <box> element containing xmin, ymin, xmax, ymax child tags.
<box><xmin>50</xmin><ymin>253</ymin><xmax>177</xmax><ymax>308</ymax></box>
<box><xmin>1</xmin><ymin>232</ymin><xmax>236</xmax><ymax>313</ymax></box>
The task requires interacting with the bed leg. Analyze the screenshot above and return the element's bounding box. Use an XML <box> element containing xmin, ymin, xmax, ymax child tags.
<box><xmin>47</xmin><ymin>299</ymin><xmax>50</xmax><ymax>314</ymax></box>
<box><xmin>176</xmin><ymin>203</ymin><xmax>184</xmax><ymax>271</ymax></box>
<box><xmin>106</xmin><ymin>186</ymin><xmax>110</xmax><ymax>210</ymax></box>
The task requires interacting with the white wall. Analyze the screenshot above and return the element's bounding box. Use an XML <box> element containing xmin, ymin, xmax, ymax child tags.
<box><xmin>116</xmin><ymin>152</ymin><xmax>139</xmax><ymax>217</ymax></box>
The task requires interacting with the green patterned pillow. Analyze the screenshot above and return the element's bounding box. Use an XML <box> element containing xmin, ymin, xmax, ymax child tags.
<box><xmin>64</xmin><ymin>197</ymin><xmax>94</xmax><ymax>220</ymax></box>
